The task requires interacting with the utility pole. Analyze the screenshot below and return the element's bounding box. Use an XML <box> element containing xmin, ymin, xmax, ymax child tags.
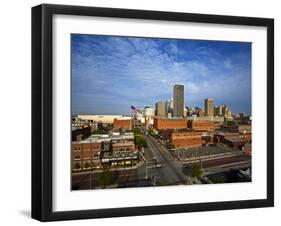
<box><xmin>152</xmin><ymin>175</ymin><xmax>157</xmax><ymax>186</ymax></box>
<box><xmin>90</xmin><ymin>161</ymin><xmax>92</xmax><ymax>190</ymax></box>
<box><xmin>145</xmin><ymin>160</ymin><xmax>148</xmax><ymax>179</ymax></box>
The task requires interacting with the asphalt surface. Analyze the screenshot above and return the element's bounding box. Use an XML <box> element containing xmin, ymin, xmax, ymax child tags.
<box><xmin>199</xmin><ymin>155</ymin><xmax>251</xmax><ymax>168</ymax></box>
<box><xmin>178</xmin><ymin>144</ymin><xmax>243</xmax><ymax>159</ymax></box>
<box><xmin>137</xmin><ymin>133</ymin><xmax>187</xmax><ymax>186</ymax></box>
<box><xmin>72</xmin><ymin>168</ymin><xmax>153</xmax><ymax>190</ymax></box>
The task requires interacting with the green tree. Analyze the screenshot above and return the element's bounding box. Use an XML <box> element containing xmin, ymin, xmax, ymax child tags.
<box><xmin>91</xmin><ymin>130</ymin><xmax>107</xmax><ymax>134</ymax></box>
<box><xmin>148</xmin><ymin>129</ymin><xmax>157</xmax><ymax>137</ymax></box>
<box><xmin>97</xmin><ymin>169</ymin><xmax>114</xmax><ymax>188</ymax></box>
<box><xmin>135</xmin><ymin>135</ymin><xmax>147</xmax><ymax>148</ymax></box>
<box><xmin>132</xmin><ymin>128</ymin><xmax>142</xmax><ymax>135</ymax></box>
<box><xmin>225</xmin><ymin>120</ymin><xmax>235</xmax><ymax>126</ymax></box>
<box><xmin>189</xmin><ymin>162</ymin><xmax>203</xmax><ymax>178</ymax></box>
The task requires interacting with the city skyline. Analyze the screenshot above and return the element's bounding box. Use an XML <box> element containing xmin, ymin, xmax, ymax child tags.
<box><xmin>72</xmin><ymin>34</ymin><xmax>252</xmax><ymax>115</ymax></box>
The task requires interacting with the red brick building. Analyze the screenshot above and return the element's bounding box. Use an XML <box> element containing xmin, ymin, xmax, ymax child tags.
<box><xmin>188</xmin><ymin>120</ymin><xmax>215</xmax><ymax>131</ymax></box>
<box><xmin>154</xmin><ymin>118</ymin><xmax>187</xmax><ymax>130</ymax></box>
<box><xmin>72</xmin><ymin>141</ymin><xmax>102</xmax><ymax>171</ymax></box>
<box><xmin>72</xmin><ymin>133</ymin><xmax>138</xmax><ymax>172</ymax></box>
<box><xmin>111</xmin><ymin>141</ymin><xmax>135</xmax><ymax>152</ymax></box>
<box><xmin>113</xmin><ymin>118</ymin><xmax>132</xmax><ymax>130</ymax></box>
<box><xmin>221</xmin><ymin>124</ymin><xmax>251</xmax><ymax>133</ymax></box>
<box><xmin>171</xmin><ymin>131</ymin><xmax>210</xmax><ymax>148</ymax></box>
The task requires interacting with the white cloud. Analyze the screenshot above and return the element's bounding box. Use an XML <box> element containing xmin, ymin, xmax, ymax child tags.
<box><xmin>72</xmin><ymin>35</ymin><xmax>251</xmax><ymax>114</ymax></box>
<box><xmin>186</xmin><ymin>82</ymin><xmax>199</xmax><ymax>94</ymax></box>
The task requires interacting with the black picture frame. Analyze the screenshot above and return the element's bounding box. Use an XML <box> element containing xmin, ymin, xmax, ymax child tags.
<box><xmin>32</xmin><ymin>4</ymin><xmax>274</xmax><ymax>222</ymax></box>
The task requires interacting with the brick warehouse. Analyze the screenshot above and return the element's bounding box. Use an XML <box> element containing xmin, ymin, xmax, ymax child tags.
<box><xmin>154</xmin><ymin>118</ymin><xmax>188</xmax><ymax>130</ymax></box>
<box><xmin>72</xmin><ymin>141</ymin><xmax>102</xmax><ymax>171</ymax></box>
<box><xmin>113</xmin><ymin>118</ymin><xmax>132</xmax><ymax>130</ymax></box>
<box><xmin>187</xmin><ymin>120</ymin><xmax>215</xmax><ymax>131</ymax></box>
<box><xmin>171</xmin><ymin>130</ymin><xmax>211</xmax><ymax>148</ymax></box>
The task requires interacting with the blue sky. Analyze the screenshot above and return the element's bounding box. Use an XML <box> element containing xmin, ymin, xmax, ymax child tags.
<box><xmin>72</xmin><ymin>34</ymin><xmax>251</xmax><ymax>115</ymax></box>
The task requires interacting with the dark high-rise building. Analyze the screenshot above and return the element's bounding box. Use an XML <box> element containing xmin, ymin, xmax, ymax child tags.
<box><xmin>173</xmin><ymin>84</ymin><xmax>184</xmax><ymax>117</ymax></box>
<box><xmin>204</xmin><ymin>98</ymin><xmax>214</xmax><ymax>117</ymax></box>
<box><xmin>155</xmin><ymin>101</ymin><xmax>167</xmax><ymax>117</ymax></box>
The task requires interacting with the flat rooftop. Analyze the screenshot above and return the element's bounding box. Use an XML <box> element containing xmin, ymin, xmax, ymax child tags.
<box><xmin>225</xmin><ymin>138</ymin><xmax>243</xmax><ymax>143</ymax></box>
<box><xmin>73</xmin><ymin>133</ymin><xmax>134</xmax><ymax>144</ymax></box>
<box><xmin>157</xmin><ymin>117</ymin><xmax>187</xmax><ymax>120</ymax></box>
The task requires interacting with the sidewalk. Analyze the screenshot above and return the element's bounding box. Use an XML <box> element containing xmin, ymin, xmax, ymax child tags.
<box><xmin>203</xmin><ymin>161</ymin><xmax>251</xmax><ymax>176</ymax></box>
<box><xmin>72</xmin><ymin>160</ymin><xmax>145</xmax><ymax>176</ymax></box>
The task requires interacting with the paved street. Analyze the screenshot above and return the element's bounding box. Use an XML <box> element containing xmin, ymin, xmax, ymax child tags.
<box><xmin>136</xmin><ymin>133</ymin><xmax>187</xmax><ymax>186</ymax></box>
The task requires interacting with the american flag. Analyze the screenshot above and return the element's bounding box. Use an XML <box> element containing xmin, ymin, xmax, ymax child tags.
<box><xmin>130</xmin><ymin>105</ymin><xmax>142</xmax><ymax>113</ymax></box>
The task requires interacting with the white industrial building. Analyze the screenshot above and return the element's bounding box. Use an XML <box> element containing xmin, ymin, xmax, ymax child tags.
<box><xmin>75</xmin><ymin>114</ymin><xmax>131</xmax><ymax>124</ymax></box>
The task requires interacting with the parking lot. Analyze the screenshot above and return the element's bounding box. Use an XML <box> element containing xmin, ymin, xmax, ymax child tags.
<box><xmin>176</xmin><ymin>145</ymin><xmax>242</xmax><ymax>160</ymax></box>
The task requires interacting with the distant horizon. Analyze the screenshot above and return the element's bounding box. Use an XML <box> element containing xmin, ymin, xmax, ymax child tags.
<box><xmin>72</xmin><ymin>34</ymin><xmax>252</xmax><ymax>115</ymax></box>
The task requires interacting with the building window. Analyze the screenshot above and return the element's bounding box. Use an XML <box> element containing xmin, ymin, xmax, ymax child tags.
<box><xmin>74</xmin><ymin>154</ymin><xmax>80</xmax><ymax>160</ymax></box>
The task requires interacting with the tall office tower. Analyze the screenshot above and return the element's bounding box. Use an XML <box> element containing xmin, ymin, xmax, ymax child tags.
<box><xmin>222</xmin><ymin>105</ymin><xmax>229</xmax><ymax>117</ymax></box>
<box><xmin>214</xmin><ymin>106</ymin><xmax>217</xmax><ymax>116</ymax></box>
<box><xmin>214</xmin><ymin>105</ymin><xmax>223</xmax><ymax>116</ymax></box>
<box><xmin>155</xmin><ymin>101</ymin><xmax>167</xmax><ymax>117</ymax></box>
<box><xmin>169</xmin><ymin>97</ymin><xmax>174</xmax><ymax>109</ymax></box>
<box><xmin>218</xmin><ymin>105</ymin><xmax>223</xmax><ymax>116</ymax></box>
<box><xmin>227</xmin><ymin>110</ymin><xmax>232</xmax><ymax>117</ymax></box>
<box><xmin>167</xmin><ymin>97</ymin><xmax>174</xmax><ymax>116</ymax></box>
<box><xmin>173</xmin><ymin>84</ymin><xmax>184</xmax><ymax>117</ymax></box>
<box><xmin>204</xmin><ymin>98</ymin><xmax>214</xmax><ymax>117</ymax></box>
<box><xmin>165</xmin><ymin>100</ymin><xmax>169</xmax><ymax>115</ymax></box>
